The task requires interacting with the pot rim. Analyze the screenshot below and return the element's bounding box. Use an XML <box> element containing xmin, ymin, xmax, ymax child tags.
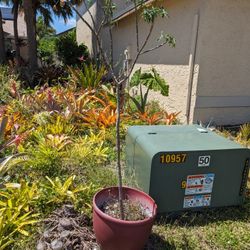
<box><xmin>93</xmin><ymin>186</ymin><xmax>157</xmax><ymax>225</ymax></box>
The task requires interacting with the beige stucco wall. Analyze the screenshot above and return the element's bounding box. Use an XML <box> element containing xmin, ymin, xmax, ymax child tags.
<box><xmin>109</xmin><ymin>0</ymin><xmax>201</xmax><ymax>123</ymax></box>
<box><xmin>77</xmin><ymin>0</ymin><xmax>202</xmax><ymax>123</ymax></box>
<box><xmin>77</xmin><ymin>0</ymin><xmax>250</xmax><ymax>125</ymax></box>
<box><xmin>76</xmin><ymin>1</ymin><xmax>98</xmax><ymax>55</ymax></box>
<box><xmin>3</xmin><ymin>13</ymin><xmax>28</xmax><ymax>60</ymax></box>
<box><xmin>193</xmin><ymin>0</ymin><xmax>250</xmax><ymax>125</ymax></box>
<box><xmin>3</xmin><ymin>13</ymin><xmax>27</xmax><ymax>37</ymax></box>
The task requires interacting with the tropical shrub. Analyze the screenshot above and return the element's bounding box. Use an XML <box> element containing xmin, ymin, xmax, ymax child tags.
<box><xmin>69</xmin><ymin>131</ymin><xmax>109</xmax><ymax>165</ymax></box>
<box><xmin>129</xmin><ymin>68</ymin><xmax>169</xmax><ymax>114</ymax></box>
<box><xmin>82</xmin><ymin>105</ymin><xmax>117</xmax><ymax>129</ymax></box>
<box><xmin>0</xmin><ymin>115</ymin><xmax>28</xmax><ymax>154</ymax></box>
<box><xmin>26</xmin><ymin>133</ymin><xmax>72</xmax><ymax>177</ymax></box>
<box><xmin>55</xmin><ymin>30</ymin><xmax>89</xmax><ymax>66</ymax></box>
<box><xmin>69</xmin><ymin>64</ymin><xmax>107</xmax><ymax>89</ymax></box>
<box><xmin>32</xmin><ymin>65</ymin><xmax>68</xmax><ymax>87</ymax></box>
<box><xmin>38</xmin><ymin>37</ymin><xmax>57</xmax><ymax>65</ymax></box>
<box><xmin>43</xmin><ymin>175</ymin><xmax>99</xmax><ymax>214</ymax></box>
<box><xmin>0</xmin><ymin>66</ymin><xmax>20</xmax><ymax>105</ymax></box>
<box><xmin>36</xmin><ymin>16</ymin><xmax>57</xmax><ymax>65</ymax></box>
<box><xmin>0</xmin><ymin>181</ymin><xmax>39</xmax><ymax>249</ymax></box>
<box><xmin>34</xmin><ymin>115</ymin><xmax>75</xmax><ymax>136</ymax></box>
<box><xmin>0</xmin><ymin>154</ymin><xmax>28</xmax><ymax>180</ymax></box>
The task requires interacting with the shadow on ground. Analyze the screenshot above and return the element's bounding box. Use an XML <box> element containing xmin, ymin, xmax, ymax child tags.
<box><xmin>156</xmin><ymin>188</ymin><xmax>250</xmax><ymax>228</ymax></box>
<box><xmin>145</xmin><ymin>233</ymin><xmax>174</xmax><ymax>250</ymax></box>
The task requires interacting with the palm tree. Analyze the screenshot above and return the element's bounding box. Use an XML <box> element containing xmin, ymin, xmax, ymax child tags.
<box><xmin>0</xmin><ymin>8</ymin><xmax>6</xmax><ymax>64</ymax></box>
<box><xmin>1</xmin><ymin>0</ymin><xmax>82</xmax><ymax>72</ymax></box>
<box><xmin>12</xmin><ymin>0</ymin><xmax>21</xmax><ymax>66</ymax></box>
<box><xmin>23</xmin><ymin>0</ymin><xmax>82</xmax><ymax>74</ymax></box>
<box><xmin>23</xmin><ymin>0</ymin><xmax>38</xmax><ymax>73</ymax></box>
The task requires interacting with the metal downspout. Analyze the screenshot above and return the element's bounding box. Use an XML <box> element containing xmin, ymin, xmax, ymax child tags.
<box><xmin>186</xmin><ymin>13</ymin><xmax>200</xmax><ymax>124</ymax></box>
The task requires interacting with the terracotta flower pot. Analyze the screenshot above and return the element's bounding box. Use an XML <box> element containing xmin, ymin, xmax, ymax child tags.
<box><xmin>93</xmin><ymin>186</ymin><xmax>157</xmax><ymax>250</ymax></box>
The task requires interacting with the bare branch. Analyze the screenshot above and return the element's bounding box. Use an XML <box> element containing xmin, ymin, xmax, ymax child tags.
<box><xmin>140</xmin><ymin>41</ymin><xmax>169</xmax><ymax>55</ymax></box>
<box><xmin>96</xmin><ymin>19</ymin><xmax>105</xmax><ymax>36</ymax></box>
<box><xmin>127</xmin><ymin>21</ymin><xmax>155</xmax><ymax>79</ymax></box>
<box><xmin>83</xmin><ymin>0</ymin><xmax>97</xmax><ymax>31</ymax></box>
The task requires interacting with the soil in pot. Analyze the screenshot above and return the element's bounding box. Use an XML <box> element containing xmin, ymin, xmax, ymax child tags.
<box><xmin>102</xmin><ymin>198</ymin><xmax>152</xmax><ymax>221</ymax></box>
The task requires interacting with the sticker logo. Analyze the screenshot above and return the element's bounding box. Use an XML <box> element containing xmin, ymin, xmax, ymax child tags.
<box><xmin>198</xmin><ymin>155</ymin><xmax>211</xmax><ymax>167</ymax></box>
<box><xmin>185</xmin><ymin>173</ymin><xmax>215</xmax><ymax>195</ymax></box>
<box><xmin>183</xmin><ymin>194</ymin><xmax>211</xmax><ymax>208</ymax></box>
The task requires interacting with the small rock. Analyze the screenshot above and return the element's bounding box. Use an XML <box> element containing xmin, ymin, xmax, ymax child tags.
<box><xmin>64</xmin><ymin>204</ymin><xmax>76</xmax><ymax>216</ymax></box>
<box><xmin>59</xmin><ymin>218</ymin><xmax>73</xmax><ymax>230</ymax></box>
<box><xmin>60</xmin><ymin>230</ymin><xmax>71</xmax><ymax>238</ymax></box>
<box><xmin>43</xmin><ymin>230</ymin><xmax>50</xmax><ymax>239</ymax></box>
<box><xmin>37</xmin><ymin>241</ymin><xmax>45</xmax><ymax>250</ymax></box>
<box><xmin>51</xmin><ymin>239</ymin><xmax>63</xmax><ymax>250</ymax></box>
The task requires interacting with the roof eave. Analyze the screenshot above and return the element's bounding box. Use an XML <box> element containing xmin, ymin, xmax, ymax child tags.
<box><xmin>112</xmin><ymin>0</ymin><xmax>155</xmax><ymax>23</ymax></box>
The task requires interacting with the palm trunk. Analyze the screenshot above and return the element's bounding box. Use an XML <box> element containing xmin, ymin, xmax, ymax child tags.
<box><xmin>13</xmin><ymin>0</ymin><xmax>21</xmax><ymax>66</ymax></box>
<box><xmin>23</xmin><ymin>0</ymin><xmax>38</xmax><ymax>73</ymax></box>
<box><xmin>0</xmin><ymin>9</ymin><xmax>6</xmax><ymax>64</ymax></box>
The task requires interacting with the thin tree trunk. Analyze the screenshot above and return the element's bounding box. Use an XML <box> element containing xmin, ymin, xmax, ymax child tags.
<box><xmin>13</xmin><ymin>0</ymin><xmax>21</xmax><ymax>66</ymax></box>
<box><xmin>23</xmin><ymin>0</ymin><xmax>38</xmax><ymax>73</ymax></box>
<box><xmin>116</xmin><ymin>81</ymin><xmax>125</xmax><ymax>220</ymax></box>
<box><xmin>0</xmin><ymin>9</ymin><xmax>6</xmax><ymax>64</ymax></box>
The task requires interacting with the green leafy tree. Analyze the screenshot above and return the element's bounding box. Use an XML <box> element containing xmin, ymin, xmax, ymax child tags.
<box><xmin>55</xmin><ymin>29</ymin><xmax>89</xmax><ymax>66</ymax></box>
<box><xmin>36</xmin><ymin>16</ymin><xmax>57</xmax><ymax>64</ymax></box>
<box><xmin>8</xmin><ymin>0</ymin><xmax>83</xmax><ymax>74</ymax></box>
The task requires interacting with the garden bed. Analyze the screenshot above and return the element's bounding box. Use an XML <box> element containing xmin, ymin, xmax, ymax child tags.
<box><xmin>0</xmin><ymin>65</ymin><xmax>249</xmax><ymax>249</ymax></box>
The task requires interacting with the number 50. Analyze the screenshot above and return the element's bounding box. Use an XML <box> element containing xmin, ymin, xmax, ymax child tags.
<box><xmin>198</xmin><ymin>155</ymin><xmax>210</xmax><ymax>167</ymax></box>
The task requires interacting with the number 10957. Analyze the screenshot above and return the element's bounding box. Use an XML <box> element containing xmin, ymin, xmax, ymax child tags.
<box><xmin>160</xmin><ymin>153</ymin><xmax>187</xmax><ymax>164</ymax></box>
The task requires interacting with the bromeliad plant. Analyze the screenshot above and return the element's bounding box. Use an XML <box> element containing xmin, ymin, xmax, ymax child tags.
<box><xmin>0</xmin><ymin>116</ymin><xmax>29</xmax><ymax>181</ymax></box>
<box><xmin>0</xmin><ymin>181</ymin><xmax>40</xmax><ymax>249</ymax></box>
<box><xmin>43</xmin><ymin>175</ymin><xmax>100</xmax><ymax>214</ymax></box>
<box><xmin>69</xmin><ymin>64</ymin><xmax>107</xmax><ymax>89</ymax></box>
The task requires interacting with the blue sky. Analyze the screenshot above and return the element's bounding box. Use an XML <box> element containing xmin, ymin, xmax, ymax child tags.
<box><xmin>0</xmin><ymin>3</ymin><xmax>76</xmax><ymax>34</ymax></box>
<box><xmin>52</xmin><ymin>13</ymin><xmax>76</xmax><ymax>34</ymax></box>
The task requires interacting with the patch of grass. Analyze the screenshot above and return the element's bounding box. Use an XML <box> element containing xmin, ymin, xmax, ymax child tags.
<box><xmin>149</xmin><ymin>188</ymin><xmax>250</xmax><ymax>249</ymax></box>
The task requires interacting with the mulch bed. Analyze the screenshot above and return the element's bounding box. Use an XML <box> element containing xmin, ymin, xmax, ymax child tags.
<box><xmin>37</xmin><ymin>204</ymin><xmax>159</xmax><ymax>250</ymax></box>
<box><xmin>37</xmin><ymin>205</ymin><xmax>99</xmax><ymax>250</ymax></box>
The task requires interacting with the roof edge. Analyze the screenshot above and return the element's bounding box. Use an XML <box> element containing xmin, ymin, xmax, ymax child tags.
<box><xmin>112</xmin><ymin>0</ymin><xmax>155</xmax><ymax>23</ymax></box>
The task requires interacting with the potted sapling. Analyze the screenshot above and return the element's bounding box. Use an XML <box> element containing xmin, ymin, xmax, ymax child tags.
<box><xmin>62</xmin><ymin>0</ymin><xmax>176</xmax><ymax>249</ymax></box>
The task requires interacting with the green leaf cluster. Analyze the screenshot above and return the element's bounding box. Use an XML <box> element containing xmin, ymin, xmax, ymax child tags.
<box><xmin>69</xmin><ymin>64</ymin><xmax>107</xmax><ymax>89</ymax></box>
<box><xmin>43</xmin><ymin>175</ymin><xmax>100</xmax><ymax>214</ymax></box>
<box><xmin>55</xmin><ymin>30</ymin><xmax>89</xmax><ymax>66</ymax></box>
<box><xmin>142</xmin><ymin>6</ymin><xmax>168</xmax><ymax>23</ymax></box>
<box><xmin>129</xmin><ymin>67</ymin><xmax>169</xmax><ymax>113</ymax></box>
<box><xmin>0</xmin><ymin>181</ymin><xmax>39</xmax><ymax>249</ymax></box>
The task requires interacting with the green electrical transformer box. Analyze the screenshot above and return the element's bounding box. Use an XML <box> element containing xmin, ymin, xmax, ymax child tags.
<box><xmin>125</xmin><ymin>125</ymin><xmax>250</xmax><ymax>213</ymax></box>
